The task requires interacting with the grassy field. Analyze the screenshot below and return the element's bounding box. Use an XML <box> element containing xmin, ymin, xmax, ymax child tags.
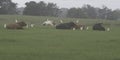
<box><xmin>0</xmin><ymin>15</ymin><xmax>120</xmax><ymax>26</ymax></box>
<box><xmin>0</xmin><ymin>15</ymin><xmax>120</xmax><ymax>60</ymax></box>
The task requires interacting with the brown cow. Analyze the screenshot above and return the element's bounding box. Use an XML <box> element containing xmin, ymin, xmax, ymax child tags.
<box><xmin>75</xmin><ymin>24</ymin><xmax>87</xmax><ymax>30</ymax></box>
<box><xmin>6</xmin><ymin>21</ymin><xmax>27</xmax><ymax>29</ymax></box>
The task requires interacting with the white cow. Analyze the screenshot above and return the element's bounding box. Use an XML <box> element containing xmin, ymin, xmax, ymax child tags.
<box><xmin>42</xmin><ymin>19</ymin><xmax>55</xmax><ymax>26</ymax></box>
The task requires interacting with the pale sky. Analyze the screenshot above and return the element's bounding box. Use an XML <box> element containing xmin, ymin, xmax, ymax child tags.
<box><xmin>12</xmin><ymin>0</ymin><xmax>120</xmax><ymax>10</ymax></box>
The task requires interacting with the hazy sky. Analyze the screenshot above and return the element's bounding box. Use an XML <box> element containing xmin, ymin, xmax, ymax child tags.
<box><xmin>12</xmin><ymin>0</ymin><xmax>120</xmax><ymax>10</ymax></box>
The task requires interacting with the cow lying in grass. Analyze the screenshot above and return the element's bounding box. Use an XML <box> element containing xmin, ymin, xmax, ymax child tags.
<box><xmin>42</xmin><ymin>19</ymin><xmax>56</xmax><ymax>26</ymax></box>
<box><xmin>92</xmin><ymin>23</ymin><xmax>105</xmax><ymax>31</ymax></box>
<box><xmin>6</xmin><ymin>21</ymin><xmax>27</xmax><ymax>29</ymax></box>
<box><xmin>56</xmin><ymin>22</ymin><xmax>88</xmax><ymax>30</ymax></box>
<box><xmin>56</xmin><ymin>22</ymin><xmax>77</xmax><ymax>29</ymax></box>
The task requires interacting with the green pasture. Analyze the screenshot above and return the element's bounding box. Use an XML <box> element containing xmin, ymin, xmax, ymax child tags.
<box><xmin>0</xmin><ymin>15</ymin><xmax>120</xmax><ymax>60</ymax></box>
<box><xmin>0</xmin><ymin>15</ymin><xmax>120</xmax><ymax>26</ymax></box>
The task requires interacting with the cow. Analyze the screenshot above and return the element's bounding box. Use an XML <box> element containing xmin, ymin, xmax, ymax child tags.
<box><xmin>56</xmin><ymin>22</ymin><xmax>89</xmax><ymax>30</ymax></box>
<box><xmin>6</xmin><ymin>21</ymin><xmax>27</xmax><ymax>29</ymax></box>
<box><xmin>92</xmin><ymin>23</ymin><xmax>105</xmax><ymax>31</ymax></box>
<box><xmin>75</xmin><ymin>24</ymin><xmax>86</xmax><ymax>30</ymax></box>
<box><xmin>56</xmin><ymin>22</ymin><xmax>77</xmax><ymax>29</ymax></box>
<box><xmin>42</xmin><ymin>19</ymin><xmax>56</xmax><ymax>26</ymax></box>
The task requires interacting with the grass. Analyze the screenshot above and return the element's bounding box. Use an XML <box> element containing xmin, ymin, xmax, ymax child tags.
<box><xmin>0</xmin><ymin>15</ymin><xmax>120</xmax><ymax>26</ymax></box>
<box><xmin>0</xmin><ymin>27</ymin><xmax>120</xmax><ymax>60</ymax></box>
<box><xmin>0</xmin><ymin>15</ymin><xmax>120</xmax><ymax>60</ymax></box>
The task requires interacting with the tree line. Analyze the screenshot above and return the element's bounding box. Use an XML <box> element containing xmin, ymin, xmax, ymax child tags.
<box><xmin>0</xmin><ymin>0</ymin><xmax>120</xmax><ymax>20</ymax></box>
<box><xmin>0</xmin><ymin>0</ymin><xmax>17</xmax><ymax>14</ymax></box>
<box><xmin>67</xmin><ymin>5</ymin><xmax>120</xmax><ymax>20</ymax></box>
<box><xmin>23</xmin><ymin>1</ymin><xmax>59</xmax><ymax>16</ymax></box>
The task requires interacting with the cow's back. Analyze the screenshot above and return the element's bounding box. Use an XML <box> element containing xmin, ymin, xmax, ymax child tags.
<box><xmin>6</xmin><ymin>23</ymin><xmax>23</xmax><ymax>29</ymax></box>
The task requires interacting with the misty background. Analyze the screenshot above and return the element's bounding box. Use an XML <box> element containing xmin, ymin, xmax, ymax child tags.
<box><xmin>0</xmin><ymin>0</ymin><xmax>120</xmax><ymax>20</ymax></box>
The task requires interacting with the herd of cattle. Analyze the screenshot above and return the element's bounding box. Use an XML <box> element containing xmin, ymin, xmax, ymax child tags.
<box><xmin>3</xmin><ymin>19</ymin><xmax>110</xmax><ymax>31</ymax></box>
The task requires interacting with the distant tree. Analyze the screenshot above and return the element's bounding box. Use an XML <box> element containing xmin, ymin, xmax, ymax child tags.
<box><xmin>67</xmin><ymin>8</ymin><xmax>77</xmax><ymax>18</ymax></box>
<box><xmin>46</xmin><ymin>3</ymin><xmax>59</xmax><ymax>16</ymax></box>
<box><xmin>16</xmin><ymin>7</ymin><xmax>24</xmax><ymax>15</ymax></box>
<box><xmin>81</xmin><ymin>4</ymin><xmax>97</xmax><ymax>19</ymax></box>
<box><xmin>67</xmin><ymin>8</ymin><xmax>85</xmax><ymax>18</ymax></box>
<box><xmin>23</xmin><ymin>1</ymin><xmax>59</xmax><ymax>16</ymax></box>
<box><xmin>113</xmin><ymin>9</ymin><xmax>120</xmax><ymax>20</ymax></box>
<box><xmin>107</xmin><ymin>9</ymin><xmax>120</xmax><ymax>20</ymax></box>
<box><xmin>67</xmin><ymin>4</ymin><xmax>120</xmax><ymax>20</ymax></box>
<box><xmin>37</xmin><ymin>1</ymin><xmax>47</xmax><ymax>16</ymax></box>
<box><xmin>0</xmin><ymin>0</ymin><xmax>17</xmax><ymax>14</ymax></box>
<box><xmin>98</xmin><ymin>6</ymin><xmax>111</xmax><ymax>19</ymax></box>
<box><xmin>58</xmin><ymin>8</ymin><xmax>68</xmax><ymax>18</ymax></box>
<box><xmin>23</xmin><ymin>1</ymin><xmax>38</xmax><ymax>15</ymax></box>
<box><xmin>67</xmin><ymin>4</ymin><xmax>98</xmax><ymax>19</ymax></box>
